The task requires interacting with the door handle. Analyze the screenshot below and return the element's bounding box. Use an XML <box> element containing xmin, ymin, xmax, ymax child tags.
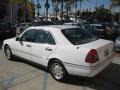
<box><xmin>26</xmin><ymin>44</ymin><xmax>31</xmax><ymax>47</ymax></box>
<box><xmin>45</xmin><ymin>47</ymin><xmax>52</xmax><ymax>51</ymax></box>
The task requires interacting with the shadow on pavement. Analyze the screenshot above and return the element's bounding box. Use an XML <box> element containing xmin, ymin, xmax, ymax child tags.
<box><xmin>12</xmin><ymin>57</ymin><xmax>48</xmax><ymax>72</ymax></box>
<box><xmin>11</xmin><ymin>56</ymin><xmax>120</xmax><ymax>90</ymax></box>
<box><xmin>62</xmin><ymin>63</ymin><xmax>120</xmax><ymax>90</ymax></box>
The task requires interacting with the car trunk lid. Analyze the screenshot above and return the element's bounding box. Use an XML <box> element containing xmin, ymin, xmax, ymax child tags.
<box><xmin>79</xmin><ymin>39</ymin><xmax>114</xmax><ymax>63</ymax></box>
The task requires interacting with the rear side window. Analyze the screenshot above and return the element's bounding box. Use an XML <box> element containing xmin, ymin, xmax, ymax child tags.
<box><xmin>35</xmin><ymin>30</ymin><xmax>56</xmax><ymax>45</ymax></box>
<box><xmin>47</xmin><ymin>33</ymin><xmax>56</xmax><ymax>45</ymax></box>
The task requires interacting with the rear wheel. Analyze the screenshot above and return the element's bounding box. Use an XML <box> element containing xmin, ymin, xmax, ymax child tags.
<box><xmin>4</xmin><ymin>45</ymin><xmax>12</xmax><ymax>60</ymax></box>
<box><xmin>49</xmin><ymin>60</ymin><xmax>67</xmax><ymax>81</ymax></box>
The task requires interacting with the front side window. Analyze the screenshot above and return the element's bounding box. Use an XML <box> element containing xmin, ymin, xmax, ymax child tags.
<box><xmin>62</xmin><ymin>28</ymin><xmax>97</xmax><ymax>45</ymax></box>
<box><xmin>35</xmin><ymin>30</ymin><xmax>56</xmax><ymax>45</ymax></box>
<box><xmin>21</xmin><ymin>29</ymin><xmax>37</xmax><ymax>42</ymax></box>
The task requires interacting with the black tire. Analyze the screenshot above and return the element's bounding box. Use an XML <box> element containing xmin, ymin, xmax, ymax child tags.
<box><xmin>4</xmin><ymin>45</ymin><xmax>13</xmax><ymax>60</ymax></box>
<box><xmin>49</xmin><ymin>60</ymin><xmax>67</xmax><ymax>81</ymax></box>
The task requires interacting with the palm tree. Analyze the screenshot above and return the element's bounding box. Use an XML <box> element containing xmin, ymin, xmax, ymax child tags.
<box><xmin>79</xmin><ymin>0</ymin><xmax>89</xmax><ymax>17</ymax></box>
<box><xmin>52</xmin><ymin>0</ymin><xmax>61</xmax><ymax>20</ymax></box>
<box><xmin>64</xmin><ymin>0</ymin><xmax>75</xmax><ymax>19</ymax></box>
<box><xmin>79</xmin><ymin>0</ymin><xmax>83</xmax><ymax>15</ymax></box>
<box><xmin>111</xmin><ymin>0</ymin><xmax>120</xmax><ymax>22</ymax></box>
<box><xmin>37</xmin><ymin>0</ymin><xmax>41</xmax><ymax>17</ymax></box>
<box><xmin>12</xmin><ymin>0</ymin><xmax>32</xmax><ymax>22</ymax></box>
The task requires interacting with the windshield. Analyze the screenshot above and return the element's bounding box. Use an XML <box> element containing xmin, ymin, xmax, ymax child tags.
<box><xmin>62</xmin><ymin>28</ymin><xmax>97</xmax><ymax>45</ymax></box>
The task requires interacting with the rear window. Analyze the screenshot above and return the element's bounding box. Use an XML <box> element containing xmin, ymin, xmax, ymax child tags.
<box><xmin>61</xmin><ymin>28</ymin><xmax>97</xmax><ymax>45</ymax></box>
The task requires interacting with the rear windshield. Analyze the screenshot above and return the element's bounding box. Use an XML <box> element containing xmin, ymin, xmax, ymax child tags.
<box><xmin>62</xmin><ymin>28</ymin><xmax>97</xmax><ymax>45</ymax></box>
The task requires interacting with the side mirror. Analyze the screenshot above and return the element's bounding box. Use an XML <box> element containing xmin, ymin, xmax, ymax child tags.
<box><xmin>16</xmin><ymin>37</ymin><xmax>20</xmax><ymax>41</ymax></box>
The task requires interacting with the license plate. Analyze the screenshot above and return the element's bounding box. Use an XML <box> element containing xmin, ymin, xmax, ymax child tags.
<box><xmin>104</xmin><ymin>49</ymin><xmax>109</xmax><ymax>57</ymax></box>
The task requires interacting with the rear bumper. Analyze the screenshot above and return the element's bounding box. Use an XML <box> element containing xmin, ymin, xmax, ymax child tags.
<box><xmin>63</xmin><ymin>57</ymin><xmax>112</xmax><ymax>77</ymax></box>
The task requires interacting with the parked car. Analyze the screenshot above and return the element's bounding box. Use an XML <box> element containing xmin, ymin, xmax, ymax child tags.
<box><xmin>90</xmin><ymin>22</ymin><xmax>116</xmax><ymax>40</ymax></box>
<box><xmin>3</xmin><ymin>25</ymin><xmax>114</xmax><ymax>81</ymax></box>
<box><xmin>114</xmin><ymin>36</ymin><xmax>120</xmax><ymax>52</ymax></box>
<box><xmin>16</xmin><ymin>23</ymin><xmax>32</xmax><ymax>36</ymax></box>
<box><xmin>0</xmin><ymin>23</ymin><xmax>16</xmax><ymax>40</ymax></box>
<box><xmin>20</xmin><ymin>23</ymin><xmax>32</xmax><ymax>30</ymax></box>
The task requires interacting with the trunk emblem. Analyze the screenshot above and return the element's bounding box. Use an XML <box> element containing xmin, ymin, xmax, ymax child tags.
<box><xmin>104</xmin><ymin>49</ymin><xmax>109</xmax><ymax>57</ymax></box>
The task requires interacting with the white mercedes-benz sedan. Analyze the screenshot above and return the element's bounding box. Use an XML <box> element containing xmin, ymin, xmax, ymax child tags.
<box><xmin>2</xmin><ymin>25</ymin><xmax>114</xmax><ymax>81</ymax></box>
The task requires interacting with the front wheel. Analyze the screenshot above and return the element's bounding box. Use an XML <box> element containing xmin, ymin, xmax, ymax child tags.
<box><xmin>4</xmin><ymin>46</ymin><xmax>13</xmax><ymax>60</ymax></box>
<box><xmin>49</xmin><ymin>61</ymin><xmax>67</xmax><ymax>81</ymax></box>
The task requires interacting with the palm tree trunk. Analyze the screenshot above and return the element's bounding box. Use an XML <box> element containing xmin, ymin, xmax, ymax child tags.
<box><xmin>45</xmin><ymin>0</ymin><xmax>48</xmax><ymax>21</ymax></box>
<box><xmin>11</xmin><ymin>0</ymin><xmax>13</xmax><ymax>24</ymax></box>
<box><xmin>61</xmin><ymin>0</ymin><xmax>63</xmax><ymax>21</ymax></box>
<box><xmin>24</xmin><ymin>6</ymin><xmax>26</xmax><ymax>22</ymax></box>
<box><xmin>55</xmin><ymin>1</ymin><xmax>58</xmax><ymax>19</ymax></box>
<box><xmin>75</xmin><ymin>0</ymin><xmax>77</xmax><ymax>22</ymax></box>
<box><xmin>119</xmin><ymin>7</ymin><xmax>120</xmax><ymax>22</ymax></box>
<box><xmin>79</xmin><ymin>0</ymin><xmax>82</xmax><ymax>18</ymax></box>
<box><xmin>31</xmin><ymin>0</ymin><xmax>34</xmax><ymax>22</ymax></box>
<box><xmin>24</xmin><ymin>0</ymin><xmax>27</xmax><ymax>22</ymax></box>
<box><xmin>37</xmin><ymin>0</ymin><xmax>39</xmax><ymax>17</ymax></box>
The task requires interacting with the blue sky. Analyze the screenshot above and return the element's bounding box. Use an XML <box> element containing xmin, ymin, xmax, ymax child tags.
<box><xmin>32</xmin><ymin>0</ymin><xmax>111</xmax><ymax>15</ymax></box>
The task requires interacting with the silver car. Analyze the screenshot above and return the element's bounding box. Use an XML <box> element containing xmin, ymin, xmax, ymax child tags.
<box><xmin>115</xmin><ymin>36</ymin><xmax>120</xmax><ymax>52</ymax></box>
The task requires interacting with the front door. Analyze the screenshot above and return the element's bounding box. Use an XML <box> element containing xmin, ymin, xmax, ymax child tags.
<box><xmin>13</xmin><ymin>29</ymin><xmax>37</xmax><ymax>60</ymax></box>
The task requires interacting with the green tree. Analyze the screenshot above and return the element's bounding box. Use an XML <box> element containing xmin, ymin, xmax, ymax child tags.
<box><xmin>12</xmin><ymin>0</ymin><xmax>32</xmax><ymax>22</ymax></box>
<box><xmin>111</xmin><ymin>0</ymin><xmax>120</xmax><ymax>22</ymax></box>
<box><xmin>94</xmin><ymin>6</ymin><xmax>112</xmax><ymax>22</ymax></box>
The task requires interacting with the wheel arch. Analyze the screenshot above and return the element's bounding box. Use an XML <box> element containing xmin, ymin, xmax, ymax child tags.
<box><xmin>47</xmin><ymin>58</ymin><xmax>67</xmax><ymax>73</ymax></box>
<box><xmin>47</xmin><ymin>58</ymin><xmax>62</xmax><ymax>68</ymax></box>
<box><xmin>4</xmin><ymin>44</ymin><xmax>9</xmax><ymax>50</ymax></box>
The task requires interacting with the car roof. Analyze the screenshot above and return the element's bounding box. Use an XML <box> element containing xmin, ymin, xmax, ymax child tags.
<box><xmin>28</xmin><ymin>25</ymin><xmax>79</xmax><ymax>31</ymax></box>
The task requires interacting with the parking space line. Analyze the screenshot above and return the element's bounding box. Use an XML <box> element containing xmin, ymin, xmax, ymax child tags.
<box><xmin>42</xmin><ymin>72</ymin><xmax>48</xmax><ymax>90</ymax></box>
<box><xmin>0</xmin><ymin>69</ymin><xmax>45</xmax><ymax>88</ymax></box>
<box><xmin>0</xmin><ymin>69</ymin><xmax>38</xmax><ymax>83</ymax></box>
<box><xmin>9</xmin><ymin>73</ymin><xmax>44</xmax><ymax>89</ymax></box>
<box><xmin>4</xmin><ymin>76</ymin><xmax>15</xmax><ymax>90</ymax></box>
<box><xmin>81</xmin><ymin>86</ymin><xmax>88</xmax><ymax>90</ymax></box>
<box><xmin>0</xmin><ymin>83</ymin><xmax>5</xmax><ymax>90</ymax></box>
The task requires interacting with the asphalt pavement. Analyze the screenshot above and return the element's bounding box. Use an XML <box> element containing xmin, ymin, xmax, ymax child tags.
<box><xmin>0</xmin><ymin>41</ymin><xmax>120</xmax><ymax>90</ymax></box>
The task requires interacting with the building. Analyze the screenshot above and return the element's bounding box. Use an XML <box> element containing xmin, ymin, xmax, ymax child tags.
<box><xmin>0</xmin><ymin>0</ymin><xmax>32</xmax><ymax>24</ymax></box>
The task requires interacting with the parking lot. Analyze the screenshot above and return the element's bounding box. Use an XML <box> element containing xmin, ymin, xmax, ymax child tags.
<box><xmin>0</xmin><ymin>41</ymin><xmax>120</xmax><ymax>90</ymax></box>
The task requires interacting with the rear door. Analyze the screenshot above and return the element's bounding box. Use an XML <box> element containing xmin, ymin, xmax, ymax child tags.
<box><xmin>31</xmin><ymin>30</ymin><xmax>57</xmax><ymax>66</ymax></box>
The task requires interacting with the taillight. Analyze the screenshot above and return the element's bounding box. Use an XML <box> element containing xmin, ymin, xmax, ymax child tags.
<box><xmin>85</xmin><ymin>49</ymin><xmax>99</xmax><ymax>63</ymax></box>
